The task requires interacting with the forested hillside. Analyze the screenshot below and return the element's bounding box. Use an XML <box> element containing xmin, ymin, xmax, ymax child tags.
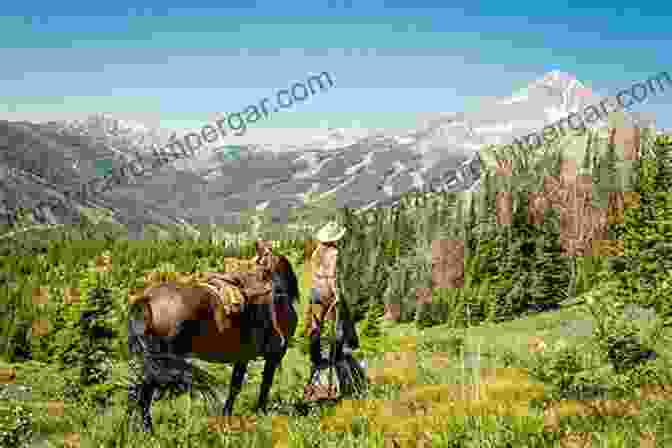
<box><xmin>1</xmin><ymin>129</ymin><xmax>671</xmax><ymax>447</ymax></box>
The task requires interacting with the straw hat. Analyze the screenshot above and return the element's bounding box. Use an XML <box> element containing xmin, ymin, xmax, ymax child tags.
<box><xmin>316</xmin><ymin>221</ymin><xmax>346</xmax><ymax>243</ymax></box>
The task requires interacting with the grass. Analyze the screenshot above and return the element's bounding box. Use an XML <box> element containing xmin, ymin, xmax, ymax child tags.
<box><xmin>1</xmin><ymin>268</ymin><xmax>671</xmax><ymax>447</ymax></box>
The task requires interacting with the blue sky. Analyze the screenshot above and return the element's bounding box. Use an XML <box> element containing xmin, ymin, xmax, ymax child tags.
<box><xmin>1</xmin><ymin>0</ymin><xmax>670</xmax><ymax>133</ymax></box>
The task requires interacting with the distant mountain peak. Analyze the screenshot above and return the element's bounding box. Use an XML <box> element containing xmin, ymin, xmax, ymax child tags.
<box><xmin>541</xmin><ymin>70</ymin><xmax>577</xmax><ymax>83</ymax></box>
<box><xmin>52</xmin><ymin>113</ymin><xmax>172</xmax><ymax>157</ymax></box>
<box><xmin>2</xmin><ymin>69</ymin><xmax>656</xmax><ymax>233</ymax></box>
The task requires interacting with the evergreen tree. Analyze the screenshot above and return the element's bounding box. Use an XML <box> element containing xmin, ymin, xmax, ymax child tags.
<box><xmin>361</xmin><ymin>300</ymin><xmax>384</xmax><ymax>340</ymax></box>
<box><xmin>594</xmin><ymin>137</ymin><xmax>620</xmax><ymax>212</ymax></box>
<box><xmin>582</xmin><ymin>131</ymin><xmax>594</xmax><ymax>174</ymax></box>
<box><xmin>473</xmin><ymin>155</ymin><xmax>571</xmax><ymax>323</ymax></box>
<box><xmin>610</xmin><ymin>133</ymin><xmax>672</xmax><ymax>315</ymax></box>
<box><xmin>529</xmin><ymin>206</ymin><xmax>570</xmax><ymax>310</ymax></box>
<box><xmin>464</xmin><ymin>193</ymin><xmax>479</xmax><ymax>255</ymax></box>
<box><xmin>360</xmin><ymin>300</ymin><xmax>385</xmax><ymax>352</ymax></box>
<box><xmin>654</xmin><ymin>134</ymin><xmax>672</xmax><ymax>194</ymax></box>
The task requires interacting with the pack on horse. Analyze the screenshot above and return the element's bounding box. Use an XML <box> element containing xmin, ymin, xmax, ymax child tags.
<box><xmin>127</xmin><ymin>240</ymin><xmax>299</xmax><ymax>433</ymax></box>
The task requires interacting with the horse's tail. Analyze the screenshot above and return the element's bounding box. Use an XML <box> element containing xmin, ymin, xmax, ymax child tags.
<box><xmin>128</xmin><ymin>299</ymin><xmax>150</xmax><ymax>356</ymax></box>
<box><xmin>127</xmin><ymin>297</ymin><xmax>167</xmax><ymax>365</ymax></box>
<box><xmin>127</xmin><ymin>296</ymin><xmax>223</xmax><ymax>409</ymax></box>
<box><xmin>142</xmin><ymin>301</ymin><xmax>156</xmax><ymax>336</ymax></box>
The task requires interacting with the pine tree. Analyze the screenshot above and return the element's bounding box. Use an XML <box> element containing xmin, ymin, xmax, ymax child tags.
<box><xmin>593</xmin><ymin>137</ymin><xmax>620</xmax><ymax>212</ymax></box>
<box><xmin>360</xmin><ymin>301</ymin><xmax>385</xmax><ymax>352</ymax></box>
<box><xmin>610</xmin><ymin>132</ymin><xmax>672</xmax><ymax>313</ymax></box>
<box><xmin>464</xmin><ymin>193</ymin><xmax>478</xmax><ymax>255</ymax></box>
<box><xmin>582</xmin><ymin>131</ymin><xmax>594</xmax><ymax>174</ymax></box>
<box><xmin>530</xmin><ymin>206</ymin><xmax>570</xmax><ymax>310</ymax></box>
<box><xmin>654</xmin><ymin>134</ymin><xmax>672</xmax><ymax>194</ymax></box>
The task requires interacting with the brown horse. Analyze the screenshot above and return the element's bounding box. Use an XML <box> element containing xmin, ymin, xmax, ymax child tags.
<box><xmin>127</xmin><ymin>241</ymin><xmax>299</xmax><ymax>433</ymax></box>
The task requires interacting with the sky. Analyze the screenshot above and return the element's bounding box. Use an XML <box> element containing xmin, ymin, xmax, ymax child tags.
<box><xmin>1</xmin><ymin>0</ymin><xmax>670</xmax><ymax>139</ymax></box>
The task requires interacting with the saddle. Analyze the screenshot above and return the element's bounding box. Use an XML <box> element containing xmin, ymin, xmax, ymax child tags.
<box><xmin>199</xmin><ymin>270</ymin><xmax>273</xmax><ymax>333</ymax></box>
<box><xmin>132</xmin><ymin>257</ymin><xmax>283</xmax><ymax>342</ymax></box>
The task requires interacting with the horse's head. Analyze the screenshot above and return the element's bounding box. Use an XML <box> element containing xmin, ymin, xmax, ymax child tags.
<box><xmin>255</xmin><ymin>240</ymin><xmax>277</xmax><ymax>281</ymax></box>
<box><xmin>254</xmin><ymin>239</ymin><xmax>300</xmax><ymax>307</ymax></box>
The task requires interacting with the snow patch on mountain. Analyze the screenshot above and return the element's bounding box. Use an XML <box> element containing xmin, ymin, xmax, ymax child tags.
<box><xmin>10</xmin><ymin>69</ymin><xmax>644</xmax><ymax>229</ymax></box>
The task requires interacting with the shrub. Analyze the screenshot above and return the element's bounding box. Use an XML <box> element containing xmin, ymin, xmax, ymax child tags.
<box><xmin>0</xmin><ymin>400</ymin><xmax>33</xmax><ymax>448</ymax></box>
<box><xmin>358</xmin><ymin>301</ymin><xmax>385</xmax><ymax>355</ymax></box>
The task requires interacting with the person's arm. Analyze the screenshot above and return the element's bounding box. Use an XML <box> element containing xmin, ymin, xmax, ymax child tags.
<box><xmin>310</xmin><ymin>245</ymin><xmax>322</xmax><ymax>284</ymax></box>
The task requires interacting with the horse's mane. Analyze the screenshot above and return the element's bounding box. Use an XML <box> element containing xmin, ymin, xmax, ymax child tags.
<box><xmin>274</xmin><ymin>253</ymin><xmax>300</xmax><ymax>304</ymax></box>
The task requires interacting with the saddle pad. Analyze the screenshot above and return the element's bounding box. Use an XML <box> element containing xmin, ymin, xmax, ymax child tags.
<box><xmin>222</xmin><ymin>257</ymin><xmax>257</xmax><ymax>273</ymax></box>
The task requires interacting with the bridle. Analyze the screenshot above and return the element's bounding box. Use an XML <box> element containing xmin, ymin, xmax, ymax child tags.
<box><xmin>255</xmin><ymin>243</ymin><xmax>276</xmax><ymax>281</ymax></box>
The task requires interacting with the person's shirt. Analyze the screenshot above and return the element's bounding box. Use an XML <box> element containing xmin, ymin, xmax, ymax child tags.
<box><xmin>311</xmin><ymin>243</ymin><xmax>338</xmax><ymax>301</ymax></box>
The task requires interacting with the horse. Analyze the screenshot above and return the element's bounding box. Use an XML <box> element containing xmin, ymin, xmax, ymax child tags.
<box><xmin>127</xmin><ymin>241</ymin><xmax>300</xmax><ymax>433</ymax></box>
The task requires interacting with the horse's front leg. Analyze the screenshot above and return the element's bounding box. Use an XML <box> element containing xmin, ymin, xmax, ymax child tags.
<box><xmin>137</xmin><ymin>380</ymin><xmax>156</xmax><ymax>433</ymax></box>
<box><xmin>223</xmin><ymin>361</ymin><xmax>248</xmax><ymax>416</ymax></box>
<box><xmin>255</xmin><ymin>355</ymin><xmax>281</xmax><ymax>413</ymax></box>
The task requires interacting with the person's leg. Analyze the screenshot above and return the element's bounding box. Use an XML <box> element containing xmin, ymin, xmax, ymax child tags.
<box><xmin>309</xmin><ymin>288</ymin><xmax>326</xmax><ymax>369</ymax></box>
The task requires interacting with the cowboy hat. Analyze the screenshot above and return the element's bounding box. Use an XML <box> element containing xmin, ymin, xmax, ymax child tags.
<box><xmin>316</xmin><ymin>221</ymin><xmax>346</xmax><ymax>243</ymax></box>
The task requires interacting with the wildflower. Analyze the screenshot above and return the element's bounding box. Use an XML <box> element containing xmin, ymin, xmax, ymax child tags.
<box><xmin>0</xmin><ymin>367</ymin><xmax>16</xmax><ymax>383</ymax></box>
<box><xmin>639</xmin><ymin>430</ymin><xmax>656</xmax><ymax>448</ymax></box>
<box><xmin>46</xmin><ymin>401</ymin><xmax>65</xmax><ymax>417</ymax></box>
<box><xmin>94</xmin><ymin>252</ymin><xmax>112</xmax><ymax>273</ymax></box>
<box><xmin>63</xmin><ymin>432</ymin><xmax>80</xmax><ymax>448</ymax></box>
<box><xmin>63</xmin><ymin>287</ymin><xmax>81</xmax><ymax>304</ymax></box>
<box><xmin>529</xmin><ymin>336</ymin><xmax>547</xmax><ymax>353</ymax></box>
<box><xmin>32</xmin><ymin>319</ymin><xmax>50</xmax><ymax>337</ymax></box>
<box><xmin>623</xmin><ymin>192</ymin><xmax>640</xmax><ymax>209</ymax></box>
<box><xmin>32</xmin><ymin>287</ymin><xmax>49</xmax><ymax>306</ymax></box>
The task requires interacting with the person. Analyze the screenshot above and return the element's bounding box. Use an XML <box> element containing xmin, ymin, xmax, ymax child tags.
<box><xmin>305</xmin><ymin>221</ymin><xmax>347</xmax><ymax>371</ymax></box>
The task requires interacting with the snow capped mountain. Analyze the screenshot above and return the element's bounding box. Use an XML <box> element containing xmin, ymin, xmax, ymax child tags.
<box><xmin>1</xmin><ymin>71</ymin><xmax>648</xmax><ymax>231</ymax></box>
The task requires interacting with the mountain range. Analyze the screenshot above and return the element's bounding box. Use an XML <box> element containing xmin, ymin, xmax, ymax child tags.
<box><xmin>0</xmin><ymin>71</ymin><xmax>654</xmax><ymax>238</ymax></box>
